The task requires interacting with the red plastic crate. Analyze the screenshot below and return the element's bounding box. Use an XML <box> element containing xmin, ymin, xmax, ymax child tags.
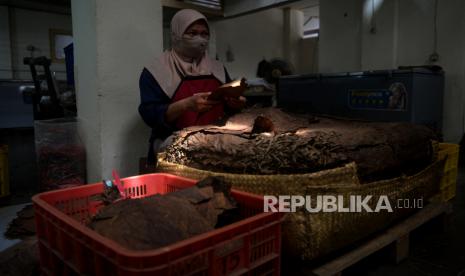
<box><xmin>32</xmin><ymin>173</ymin><xmax>284</xmax><ymax>276</ymax></box>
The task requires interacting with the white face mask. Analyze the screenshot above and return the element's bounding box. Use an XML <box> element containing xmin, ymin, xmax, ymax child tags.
<box><xmin>179</xmin><ymin>35</ymin><xmax>209</xmax><ymax>59</ymax></box>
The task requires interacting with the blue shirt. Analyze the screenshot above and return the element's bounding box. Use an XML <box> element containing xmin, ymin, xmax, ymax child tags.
<box><xmin>138</xmin><ymin>67</ymin><xmax>231</xmax><ymax>163</ymax></box>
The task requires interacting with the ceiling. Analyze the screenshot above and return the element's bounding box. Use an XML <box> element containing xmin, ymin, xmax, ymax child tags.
<box><xmin>0</xmin><ymin>0</ymin><xmax>71</xmax><ymax>14</ymax></box>
<box><xmin>0</xmin><ymin>0</ymin><xmax>319</xmax><ymax>24</ymax></box>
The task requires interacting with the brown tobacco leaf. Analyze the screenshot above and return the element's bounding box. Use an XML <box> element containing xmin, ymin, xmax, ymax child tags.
<box><xmin>89</xmin><ymin>177</ymin><xmax>237</xmax><ymax>250</ymax></box>
<box><xmin>165</xmin><ymin>107</ymin><xmax>436</xmax><ymax>182</ymax></box>
<box><xmin>5</xmin><ymin>205</ymin><xmax>36</xmax><ymax>239</ymax></box>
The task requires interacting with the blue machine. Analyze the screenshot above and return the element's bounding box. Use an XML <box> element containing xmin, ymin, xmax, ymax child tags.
<box><xmin>277</xmin><ymin>68</ymin><xmax>444</xmax><ymax>132</ymax></box>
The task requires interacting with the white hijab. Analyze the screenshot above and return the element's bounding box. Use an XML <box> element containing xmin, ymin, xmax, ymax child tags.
<box><xmin>146</xmin><ymin>9</ymin><xmax>226</xmax><ymax>98</ymax></box>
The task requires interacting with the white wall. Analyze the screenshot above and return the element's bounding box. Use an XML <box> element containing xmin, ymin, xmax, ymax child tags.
<box><xmin>0</xmin><ymin>6</ymin><xmax>12</xmax><ymax>79</ymax></box>
<box><xmin>0</xmin><ymin>6</ymin><xmax>71</xmax><ymax>80</ymax></box>
<box><xmin>361</xmin><ymin>0</ymin><xmax>398</xmax><ymax>69</ymax></box>
<box><xmin>319</xmin><ymin>0</ymin><xmax>465</xmax><ymax>142</ymax></box>
<box><xmin>72</xmin><ymin>0</ymin><xmax>162</xmax><ymax>181</ymax></box>
<box><xmin>394</xmin><ymin>0</ymin><xmax>465</xmax><ymax>143</ymax></box>
<box><xmin>319</xmin><ymin>0</ymin><xmax>362</xmax><ymax>73</ymax></box>
<box><xmin>215</xmin><ymin>6</ymin><xmax>317</xmax><ymax>78</ymax></box>
<box><xmin>427</xmin><ymin>0</ymin><xmax>465</xmax><ymax>143</ymax></box>
<box><xmin>214</xmin><ymin>8</ymin><xmax>284</xmax><ymax>79</ymax></box>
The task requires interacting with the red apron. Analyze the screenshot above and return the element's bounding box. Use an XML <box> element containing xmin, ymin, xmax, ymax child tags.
<box><xmin>171</xmin><ymin>75</ymin><xmax>224</xmax><ymax>129</ymax></box>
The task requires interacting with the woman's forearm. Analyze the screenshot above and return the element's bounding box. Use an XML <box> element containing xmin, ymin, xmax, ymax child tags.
<box><xmin>165</xmin><ymin>98</ymin><xmax>189</xmax><ymax>123</ymax></box>
<box><xmin>165</xmin><ymin>92</ymin><xmax>216</xmax><ymax>123</ymax></box>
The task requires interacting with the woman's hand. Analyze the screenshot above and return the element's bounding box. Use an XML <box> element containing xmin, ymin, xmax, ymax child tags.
<box><xmin>186</xmin><ymin>92</ymin><xmax>219</xmax><ymax>113</ymax></box>
<box><xmin>225</xmin><ymin>96</ymin><xmax>247</xmax><ymax>110</ymax></box>
<box><xmin>165</xmin><ymin>92</ymin><xmax>219</xmax><ymax>123</ymax></box>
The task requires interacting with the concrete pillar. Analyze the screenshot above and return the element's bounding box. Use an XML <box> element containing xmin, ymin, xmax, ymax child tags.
<box><xmin>71</xmin><ymin>0</ymin><xmax>163</xmax><ymax>181</ymax></box>
<box><xmin>283</xmin><ymin>8</ymin><xmax>304</xmax><ymax>73</ymax></box>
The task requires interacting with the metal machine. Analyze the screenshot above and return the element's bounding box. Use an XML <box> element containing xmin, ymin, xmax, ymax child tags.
<box><xmin>23</xmin><ymin>56</ymin><xmax>64</xmax><ymax>120</ymax></box>
<box><xmin>277</xmin><ymin>67</ymin><xmax>444</xmax><ymax>132</ymax></box>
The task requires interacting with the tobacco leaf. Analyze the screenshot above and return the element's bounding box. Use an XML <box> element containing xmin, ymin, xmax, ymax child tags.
<box><xmin>165</xmin><ymin>107</ymin><xmax>435</xmax><ymax>182</ymax></box>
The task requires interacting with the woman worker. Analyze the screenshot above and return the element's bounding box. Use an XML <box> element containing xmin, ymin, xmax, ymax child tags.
<box><xmin>139</xmin><ymin>9</ymin><xmax>245</xmax><ymax>166</ymax></box>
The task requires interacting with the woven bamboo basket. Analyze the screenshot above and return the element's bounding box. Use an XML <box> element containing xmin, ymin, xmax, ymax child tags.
<box><xmin>157</xmin><ymin>153</ymin><xmax>360</xmax><ymax>188</ymax></box>
<box><xmin>156</xmin><ymin>151</ymin><xmax>444</xmax><ymax>260</ymax></box>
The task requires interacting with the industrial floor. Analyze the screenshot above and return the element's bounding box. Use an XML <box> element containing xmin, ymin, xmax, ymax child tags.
<box><xmin>0</xmin><ymin>168</ymin><xmax>463</xmax><ymax>276</ymax></box>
